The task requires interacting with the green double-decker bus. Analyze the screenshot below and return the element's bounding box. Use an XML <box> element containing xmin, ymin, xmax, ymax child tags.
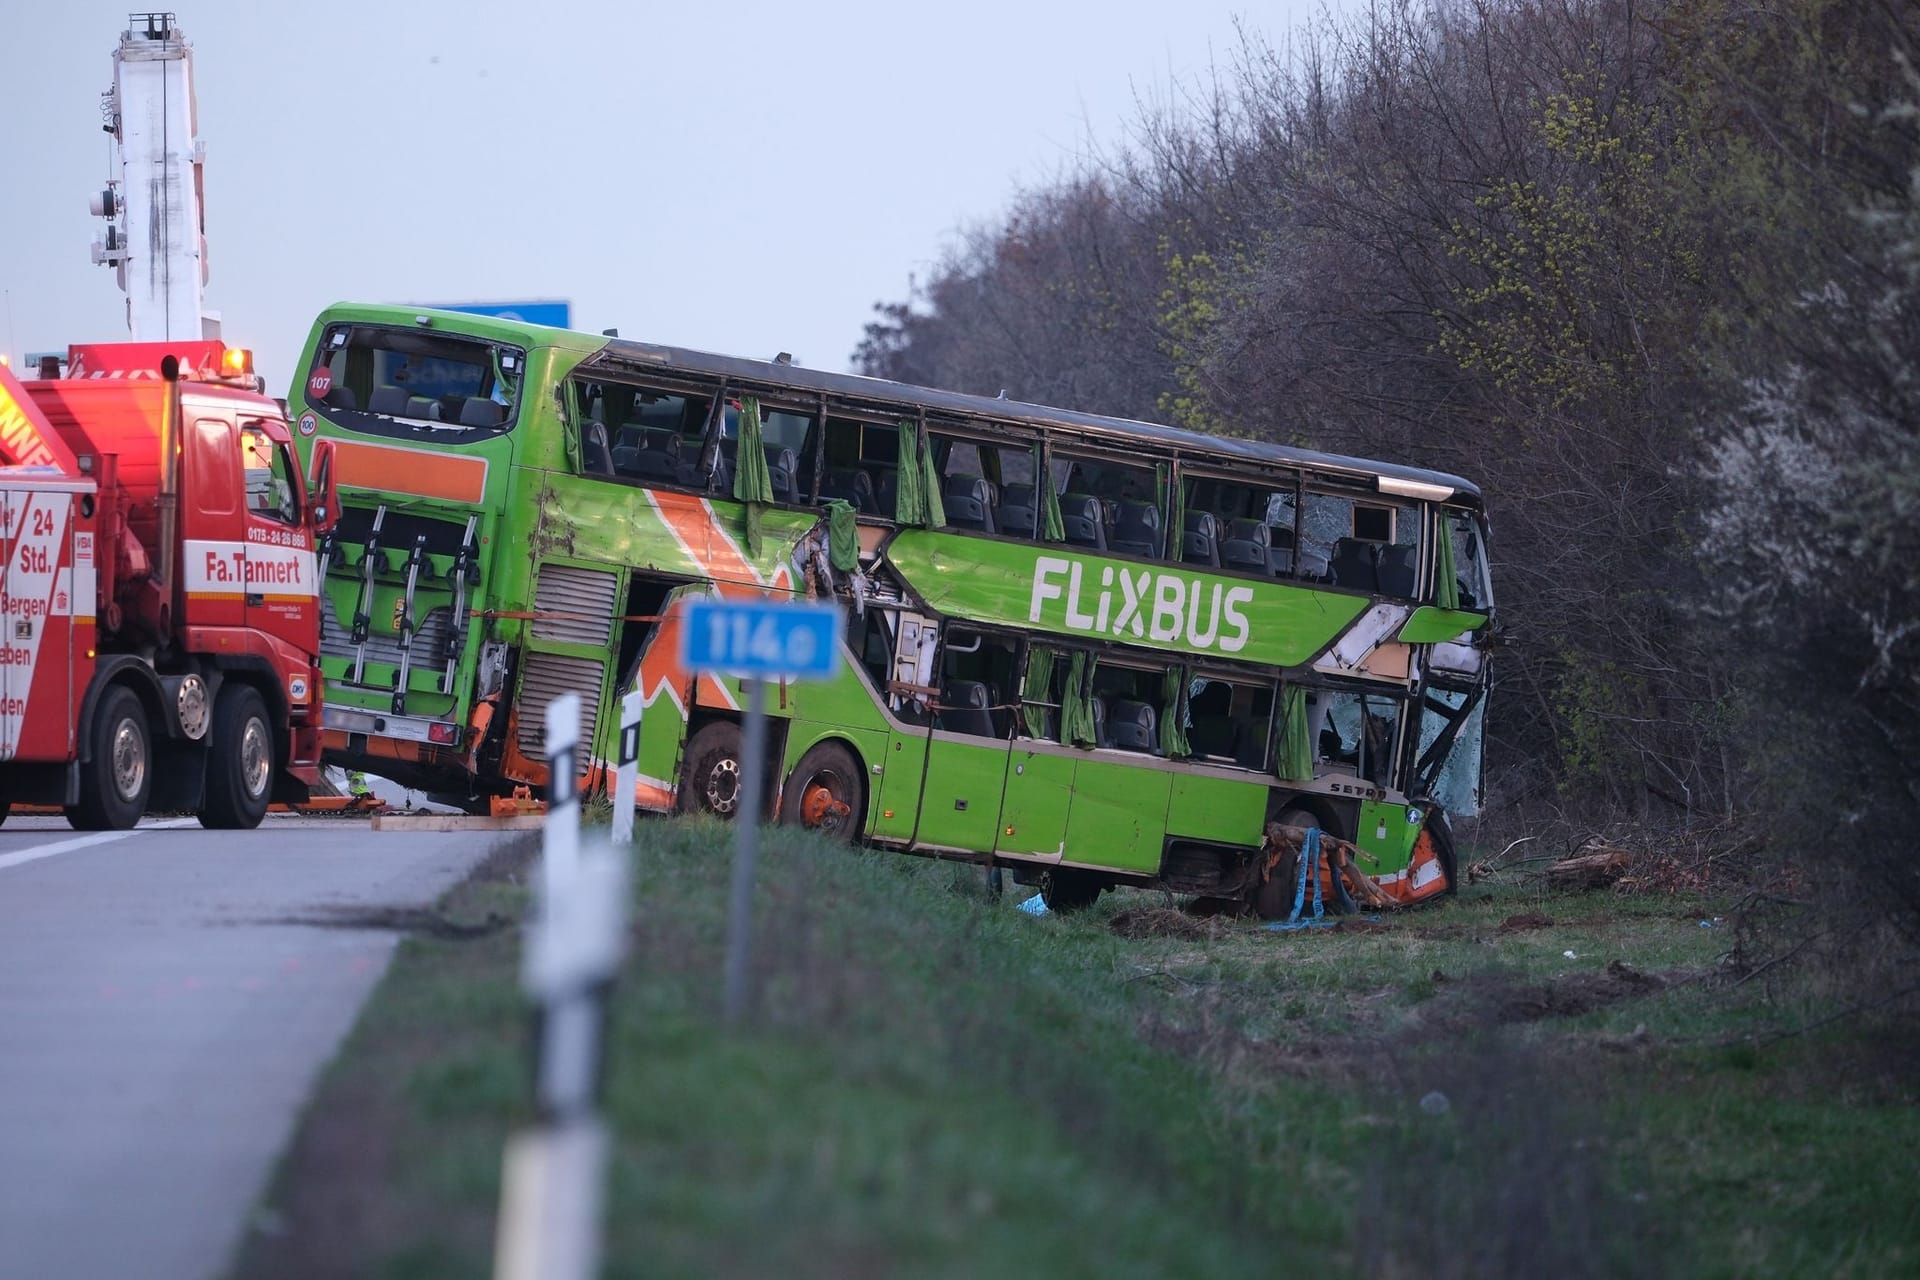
<box><xmin>290</xmin><ymin>302</ymin><xmax>1493</xmax><ymax>913</ymax></box>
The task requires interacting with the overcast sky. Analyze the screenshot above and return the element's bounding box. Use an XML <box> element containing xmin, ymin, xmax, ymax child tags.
<box><xmin>1</xmin><ymin>1</ymin><xmax>1324</xmax><ymax>391</ymax></box>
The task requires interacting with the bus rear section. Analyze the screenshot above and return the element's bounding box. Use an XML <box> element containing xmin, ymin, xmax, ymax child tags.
<box><xmin>295</xmin><ymin>312</ymin><xmax>530</xmax><ymax>794</ymax></box>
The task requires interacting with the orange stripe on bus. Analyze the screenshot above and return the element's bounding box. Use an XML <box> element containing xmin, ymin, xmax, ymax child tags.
<box><xmin>650</xmin><ymin>491</ymin><xmax>762</xmax><ymax>596</ymax></box>
<box><xmin>334</xmin><ymin>441</ymin><xmax>487</xmax><ymax>504</ymax></box>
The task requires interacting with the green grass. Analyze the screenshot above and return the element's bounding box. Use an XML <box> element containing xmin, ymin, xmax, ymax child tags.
<box><xmin>230</xmin><ymin>823</ymin><xmax>1920</xmax><ymax>1280</ymax></box>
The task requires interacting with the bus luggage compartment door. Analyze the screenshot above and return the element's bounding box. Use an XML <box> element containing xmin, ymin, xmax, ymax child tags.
<box><xmin>1064</xmin><ymin>756</ymin><xmax>1172</xmax><ymax>876</ymax></box>
<box><xmin>994</xmin><ymin>744</ymin><xmax>1072</xmax><ymax>866</ymax></box>
<box><xmin>914</xmin><ymin>730</ymin><xmax>1008</xmax><ymax>854</ymax></box>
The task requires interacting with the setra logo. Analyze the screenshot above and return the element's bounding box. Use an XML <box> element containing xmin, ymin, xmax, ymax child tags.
<box><xmin>1028</xmin><ymin>555</ymin><xmax>1253</xmax><ymax>653</ymax></box>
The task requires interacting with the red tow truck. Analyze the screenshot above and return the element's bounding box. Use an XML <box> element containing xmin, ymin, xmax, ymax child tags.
<box><xmin>0</xmin><ymin>341</ymin><xmax>337</xmax><ymax>830</ymax></box>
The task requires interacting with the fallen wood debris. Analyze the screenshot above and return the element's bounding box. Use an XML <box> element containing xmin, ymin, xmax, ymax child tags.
<box><xmin>1548</xmin><ymin>847</ymin><xmax>1631</xmax><ymax>893</ymax></box>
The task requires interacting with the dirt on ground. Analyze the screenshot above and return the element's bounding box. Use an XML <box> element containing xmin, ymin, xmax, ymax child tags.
<box><xmin>1108</xmin><ymin>906</ymin><xmax>1240</xmax><ymax>940</ymax></box>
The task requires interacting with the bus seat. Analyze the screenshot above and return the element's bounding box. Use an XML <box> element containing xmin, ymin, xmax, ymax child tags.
<box><xmin>1232</xmin><ymin>719</ymin><xmax>1268</xmax><ymax>770</ymax></box>
<box><xmin>627</xmin><ymin>448</ymin><xmax>681</xmax><ymax>484</ymax></box>
<box><xmin>820</xmin><ymin>468</ymin><xmax>874</xmax><ymax>513</ymax></box>
<box><xmin>876</xmin><ymin>470</ymin><xmax>897</xmax><ymax>516</ymax></box>
<box><xmin>459</xmin><ymin>397</ymin><xmax>506</xmax><ymax>427</ymax></box>
<box><xmin>939</xmin><ymin>680</ymin><xmax>997</xmax><ymax>737</ymax></box>
<box><xmin>1189</xmin><ymin>715</ymin><xmax>1234</xmax><ymax>759</ymax></box>
<box><xmin>1331</xmin><ymin>539</ymin><xmax>1380</xmax><ymax>592</ymax></box>
<box><xmin>368</xmin><ymin>385</ymin><xmax>408</xmax><ymax>416</ymax></box>
<box><xmin>1111</xmin><ymin>501</ymin><xmax>1162</xmax><ymax>558</ymax></box>
<box><xmin>766</xmin><ymin>446</ymin><xmax>798</xmax><ymax>503</ymax></box>
<box><xmin>325</xmin><ymin>384</ymin><xmax>358</xmax><ymax>411</ymax></box>
<box><xmin>1182</xmin><ymin>511</ymin><xmax>1222</xmax><ymax>568</ymax></box>
<box><xmin>583</xmin><ymin>422</ymin><xmax>615</xmax><ymax>476</ymax></box>
<box><xmin>1266</xmin><ymin>523</ymin><xmax>1296</xmax><ymax>550</ymax></box>
<box><xmin>1377</xmin><ymin>544</ymin><xmax>1418</xmax><ymax>597</ymax></box>
<box><xmin>1060</xmin><ymin>494</ymin><xmax>1107</xmax><ymax>550</ymax></box>
<box><xmin>998</xmin><ymin>485</ymin><xmax>1037</xmax><ymax>538</ymax></box>
<box><xmin>1221</xmin><ymin>519</ymin><xmax>1271</xmax><ymax>574</ymax></box>
<box><xmin>1108</xmin><ymin>700</ymin><xmax>1158</xmax><ymax>753</ymax></box>
<box><xmin>1297</xmin><ymin>550</ymin><xmax>1331</xmax><ymax>581</ymax></box>
<box><xmin>644</xmin><ymin>428</ymin><xmax>683</xmax><ymax>457</ymax></box>
<box><xmin>943</xmin><ymin>475</ymin><xmax>997</xmax><ymax>533</ymax></box>
<box><xmin>1090</xmin><ymin>695</ymin><xmax>1111</xmax><ymax>748</ymax></box>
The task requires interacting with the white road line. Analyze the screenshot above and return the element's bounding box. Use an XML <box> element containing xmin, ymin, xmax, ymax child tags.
<box><xmin>0</xmin><ymin>818</ymin><xmax>201</xmax><ymax>872</ymax></box>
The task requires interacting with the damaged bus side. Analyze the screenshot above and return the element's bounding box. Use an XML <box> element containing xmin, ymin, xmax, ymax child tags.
<box><xmin>290</xmin><ymin>302</ymin><xmax>1493</xmax><ymax>916</ymax></box>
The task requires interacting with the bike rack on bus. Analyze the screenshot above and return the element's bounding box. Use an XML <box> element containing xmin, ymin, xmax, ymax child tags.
<box><xmin>443</xmin><ymin>514</ymin><xmax>479</xmax><ymax>694</ymax></box>
<box><xmin>391</xmin><ymin>533</ymin><xmax>428</xmax><ymax>713</ymax></box>
<box><xmin>349</xmin><ymin>504</ymin><xmax>388</xmax><ymax>685</ymax></box>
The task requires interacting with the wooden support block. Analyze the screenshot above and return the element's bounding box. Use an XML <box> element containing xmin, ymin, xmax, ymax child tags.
<box><xmin>370</xmin><ymin>813</ymin><xmax>547</xmax><ymax>832</ymax></box>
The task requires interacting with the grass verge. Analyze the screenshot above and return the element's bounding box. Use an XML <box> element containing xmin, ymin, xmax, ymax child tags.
<box><xmin>230</xmin><ymin>822</ymin><xmax>1920</xmax><ymax>1279</ymax></box>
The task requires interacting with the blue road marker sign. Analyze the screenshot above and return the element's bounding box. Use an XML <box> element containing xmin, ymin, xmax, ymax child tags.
<box><xmin>681</xmin><ymin>598</ymin><xmax>842</xmax><ymax>682</ymax></box>
<box><xmin>432</xmin><ymin>300</ymin><xmax>573</xmax><ymax>329</ymax></box>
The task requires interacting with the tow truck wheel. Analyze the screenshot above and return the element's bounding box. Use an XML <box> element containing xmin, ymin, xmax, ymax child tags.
<box><xmin>199</xmin><ymin>685</ymin><xmax>274</xmax><ymax>830</ymax></box>
<box><xmin>67</xmin><ymin>685</ymin><xmax>152</xmax><ymax>831</ymax></box>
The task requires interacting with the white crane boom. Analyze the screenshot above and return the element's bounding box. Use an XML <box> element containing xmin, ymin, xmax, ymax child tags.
<box><xmin>88</xmin><ymin>12</ymin><xmax>215</xmax><ymax>342</ymax></box>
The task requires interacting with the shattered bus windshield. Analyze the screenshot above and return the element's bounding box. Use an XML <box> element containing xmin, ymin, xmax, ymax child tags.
<box><xmin>303</xmin><ymin>323</ymin><xmax>523</xmax><ymax>443</ymax></box>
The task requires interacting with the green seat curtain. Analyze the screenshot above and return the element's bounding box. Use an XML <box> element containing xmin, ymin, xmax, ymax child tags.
<box><xmin>1021</xmin><ymin>646</ymin><xmax>1056</xmax><ymax>739</ymax></box>
<box><xmin>562</xmin><ymin>383</ymin><xmax>583</xmax><ymax>473</ymax></box>
<box><xmin>1039</xmin><ymin>446</ymin><xmax>1066</xmax><ymax>542</ymax></box>
<box><xmin>826</xmin><ymin>499</ymin><xmax>859</xmax><ymax>571</ymax></box>
<box><xmin>1060</xmin><ymin>652</ymin><xmax>1097</xmax><ymax>747</ymax></box>
<box><xmin>919</xmin><ymin>422</ymin><xmax>946</xmax><ymax>528</ymax></box>
<box><xmin>1434</xmin><ymin>514</ymin><xmax>1461</xmax><ymax>610</ymax></box>
<box><xmin>1278</xmin><ymin>686</ymin><xmax>1312</xmax><ymax>781</ymax></box>
<box><xmin>1169</xmin><ymin>471</ymin><xmax>1185</xmax><ymax>561</ymax></box>
<box><xmin>1159</xmin><ymin>667</ymin><xmax>1191</xmax><ymax>758</ymax></box>
<box><xmin>895</xmin><ymin>419</ymin><xmax>924</xmax><ymax>523</ymax></box>
<box><xmin>894</xmin><ymin>419</ymin><xmax>946</xmax><ymax>528</ymax></box>
<box><xmin>732</xmin><ymin>396</ymin><xmax>774</xmax><ymax>556</ymax></box>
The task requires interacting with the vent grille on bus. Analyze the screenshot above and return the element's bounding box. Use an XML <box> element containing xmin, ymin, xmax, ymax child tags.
<box><xmin>515</xmin><ymin>652</ymin><xmax>604</xmax><ymax>761</ymax></box>
<box><xmin>532</xmin><ymin>565</ymin><xmax>619</xmax><ymax>647</ymax></box>
<box><xmin>321</xmin><ymin>599</ymin><xmax>453</xmax><ymax>680</ymax></box>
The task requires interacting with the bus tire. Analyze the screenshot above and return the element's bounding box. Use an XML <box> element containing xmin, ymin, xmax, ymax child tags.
<box><xmin>67</xmin><ymin>685</ymin><xmax>152</xmax><ymax>831</ymax></box>
<box><xmin>1041</xmin><ymin>868</ymin><xmax>1102</xmax><ymax>913</ymax></box>
<box><xmin>679</xmin><ymin>720</ymin><xmax>745</xmax><ymax>819</ymax></box>
<box><xmin>779</xmin><ymin>741</ymin><xmax>864</xmax><ymax>841</ymax></box>
<box><xmin>1252</xmin><ymin>806</ymin><xmax>1322</xmax><ymax>920</ymax></box>
<box><xmin>199</xmin><ymin>685</ymin><xmax>275</xmax><ymax>830</ymax></box>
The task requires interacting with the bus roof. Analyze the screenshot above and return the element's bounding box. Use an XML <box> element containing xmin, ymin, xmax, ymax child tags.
<box><xmin>320</xmin><ymin>302</ymin><xmax>1482</xmax><ymax>505</ymax></box>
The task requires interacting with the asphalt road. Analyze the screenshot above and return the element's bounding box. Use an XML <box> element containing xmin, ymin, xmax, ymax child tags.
<box><xmin>0</xmin><ymin>814</ymin><xmax>504</xmax><ymax>1280</ymax></box>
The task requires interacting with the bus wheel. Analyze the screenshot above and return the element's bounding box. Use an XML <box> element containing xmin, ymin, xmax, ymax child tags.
<box><xmin>1252</xmin><ymin>807</ymin><xmax>1322</xmax><ymax>920</ymax></box>
<box><xmin>1041</xmin><ymin>868</ymin><xmax>1102</xmax><ymax>913</ymax></box>
<box><xmin>67</xmin><ymin>685</ymin><xmax>152</xmax><ymax>831</ymax></box>
<box><xmin>779</xmin><ymin>741</ymin><xmax>863</xmax><ymax>841</ymax></box>
<box><xmin>679</xmin><ymin>721</ymin><xmax>745</xmax><ymax>819</ymax></box>
<box><xmin>199</xmin><ymin>685</ymin><xmax>275</xmax><ymax>830</ymax></box>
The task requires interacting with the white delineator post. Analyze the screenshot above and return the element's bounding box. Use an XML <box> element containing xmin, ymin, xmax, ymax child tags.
<box><xmin>610</xmin><ymin>690</ymin><xmax>642</xmax><ymax>848</ymax></box>
<box><xmin>493</xmin><ymin>693</ymin><xmax>631</xmax><ymax>1280</ymax></box>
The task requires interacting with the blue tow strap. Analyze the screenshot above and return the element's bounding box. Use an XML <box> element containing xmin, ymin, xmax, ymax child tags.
<box><xmin>1267</xmin><ymin>832</ymin><xmax>1374</xmax><ymax>932</ymax></box>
